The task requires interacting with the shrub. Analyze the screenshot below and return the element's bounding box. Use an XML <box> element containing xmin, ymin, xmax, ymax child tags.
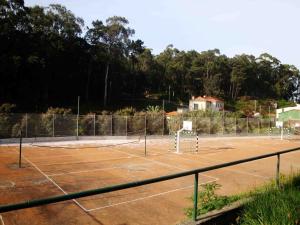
<box><xmin>0</xmin><ymin>103</ymin><xmax>17</xmax><ymax>138</ymax></box>
<box><xmin>41</xmin><ymin>107</ymin><xmax>74</xmax><ymax>137</ymax></box>
<box><xmin>185</xmin><ymin>182</ymin><xmax>240</xmax><ymax>218</ymax></box>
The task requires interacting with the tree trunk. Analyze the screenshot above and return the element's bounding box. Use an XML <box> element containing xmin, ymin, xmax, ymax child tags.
<box><xmin>104</xmin><ymin>62</ymin><xmax>110</xmax><ymax>107</ymax></box>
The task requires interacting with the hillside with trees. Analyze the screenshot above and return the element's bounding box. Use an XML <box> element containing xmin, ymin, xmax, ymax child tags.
<box><xmin>1</xmin><ymin>0</ymin><xmax>300</xmax><ymax>112</ymax></box>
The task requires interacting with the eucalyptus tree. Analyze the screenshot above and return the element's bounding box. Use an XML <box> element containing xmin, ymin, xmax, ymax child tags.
<box><xmin>85</xmin><ymin>16</ymin><xmax>135</xmax><ymax>106</ymax></box>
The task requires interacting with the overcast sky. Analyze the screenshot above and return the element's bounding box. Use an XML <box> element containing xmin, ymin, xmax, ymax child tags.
<box><xmin>25</xmin><ymin>0</ymin><xmax>300</xmax><ymax>68</ymax></box>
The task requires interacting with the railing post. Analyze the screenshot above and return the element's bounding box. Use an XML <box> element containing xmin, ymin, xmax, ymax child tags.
<box><xmin>193</xmin><ymin>173</ymin><xmax>199</xmax><ymax>221</ymax></box>
<box><xmin>276</xmin><ymin>154</ymin><xmax>280</xmax><ymax>188</ymax></box>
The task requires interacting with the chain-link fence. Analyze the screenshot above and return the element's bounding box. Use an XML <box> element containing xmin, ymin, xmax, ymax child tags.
<box><xmin>0</xmin><ymin>113</ymin><xmax>283</xmax><ymax>139</ymax></box>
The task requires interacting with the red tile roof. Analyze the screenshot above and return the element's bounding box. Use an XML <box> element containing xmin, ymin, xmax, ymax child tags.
<box><xmin>192</xmin><ymin>96</ymin><xmax>223</xmax><ymax>102</ymax></box>
<box><xmin>166</xmin><ymin>111</ymin><xmax>178</xmax><ymax>116</ymax></box>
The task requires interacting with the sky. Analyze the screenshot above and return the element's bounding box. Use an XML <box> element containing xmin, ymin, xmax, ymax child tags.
<box><xmin>25</xmin><ymin>0</ymin><xmax>300</xmax><ymax>68</ymax></box>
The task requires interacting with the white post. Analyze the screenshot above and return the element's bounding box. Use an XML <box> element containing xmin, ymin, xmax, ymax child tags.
<box><xmin>281</xmin><ymin>126</ymin><xmax>283</xmax><ymax>140</ymax></box>
<box><xmin>176</xmin><ymin>128</ymin><xmax>184</xmax><ymax>154</ymax></box>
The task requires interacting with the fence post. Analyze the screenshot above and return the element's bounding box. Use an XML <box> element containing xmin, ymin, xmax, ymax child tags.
<box><xmin>193</xmin><ymin>173</ymin><xmax>199</xmax><ymax>221</ymax></box>
<box><xmin>276</xmin><ymin>154</ymin><xmax>280</xmax><ymax>187</ymax></box>
<box><xmin>93</xmin><ymin>114</ymin><xmax>96</xmax><ymax>136</ymax></box>
<box><xmin>222</xmin><ymin>117</ymin><xmax>225</xmax><ymax>135</ymax></box>
<box><xmin>25</xmin><ymin>113</ymin><xmax>28</xmax><ymax>138</ymax></box>
<box><xmin>258</xmin><ymin>118</ymin><xmax>260</xmax><ymax>135</ymax></box>
<box><xmin>144</xmin><ymin>116</ymin><xmax>147</xmax><ymax>157</ymax></box>
<box><xmin>162</xmin><ymin>113</ymin><xmax>165</xmax><ymax>136</ymax></box>
<box><xmin>111</xmin><ymin>115</ymin><xmax>113</xmax><ymax>136</ymax></box>
<box><xmin>52</xmin><ymin>114</ymin><xmax>55</xmax><ymax>137</ymax></box>
<box><xmin>125</xmin><ymin>116</ymin><xmax>128</xmax><ymax>136</ymax></box>
<box><xmin>144</xmin><ymin>114</ymin><xmax>147</xmax><ymax>136</ymax></box>
<box><xmin>76</xmin><ymin>114</ymin><xmax>79</xmax><ymax>139</ymax></box>
<box><xmin>247</xmin><ymin>117</ymin><xmax>249</xmax><ymax>135</ymax></box>
<box><xmin>235</xmin><ymin>117</ymin><xmax>237</xmax><ymax>136</ymax></box>
<box><xmin>19</xmin><ymin>130</ymin><xmax>22</xmax><ymax>168</ymax></box>
<box><xmin>196</xmin><ymin>133</ymin><xmax>199</xmax><ymax>152</ymax></box>
<box><xmin>209</xmin><ymin>117</ymin><xmax>211</xmax><ymax>135</ymax></box>
<box><xmin>269</xmin><ymin>118</ymin><xmax>271</xmax><ymax>136</ymax></box>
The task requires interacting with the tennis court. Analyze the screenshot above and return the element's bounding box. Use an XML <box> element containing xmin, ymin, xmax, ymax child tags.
<box><xmin>1</xmin><ymin>136</ymin><xmax>300</xmax><ymax>225</ymax></box>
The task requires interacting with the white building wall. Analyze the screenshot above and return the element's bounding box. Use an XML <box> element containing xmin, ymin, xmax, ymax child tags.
<box><xmin>189</xmin><ymin>100</ymin><xmax>223</xmax><ymax>111</ymax></box>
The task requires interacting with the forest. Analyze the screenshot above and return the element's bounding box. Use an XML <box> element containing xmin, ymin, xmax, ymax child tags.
<box><xmin>1</xmin><ymin>0</ymin><xmax>300</xmax><ymax>112</ymax></box>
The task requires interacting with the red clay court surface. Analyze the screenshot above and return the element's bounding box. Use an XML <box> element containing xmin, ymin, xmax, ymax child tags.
<box><xmin>1</xmin><ymin>136</ymin><xmax>300</xmax><ymax>225</ymax></box>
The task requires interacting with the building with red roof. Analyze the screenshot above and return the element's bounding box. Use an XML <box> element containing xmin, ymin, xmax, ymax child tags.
<box><xmin>189</xmin><ymin>96</ymin><xmax>224</xmax><ymax>111</ymax></box>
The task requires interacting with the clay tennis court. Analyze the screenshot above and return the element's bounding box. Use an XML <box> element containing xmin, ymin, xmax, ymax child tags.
<box><xmin>1</xmin><ymin>136</ymin><xmax>300</xmax><ymax>225</ymax></box>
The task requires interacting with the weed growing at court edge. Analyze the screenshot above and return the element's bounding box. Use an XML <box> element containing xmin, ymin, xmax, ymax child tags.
<box><xmin>239</xmin><ymin>172</ymin><xmax>300</xmax><ymax>225</ymax></box>
<box><xmin>184</xmin><ymin>182</ymin><xmax>240</xmax><ymax>218</ymax></box>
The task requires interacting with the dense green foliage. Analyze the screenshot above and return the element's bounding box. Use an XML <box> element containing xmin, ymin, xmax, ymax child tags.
<box><xmin>240</xmin><ymin>173</ymin><xmax>300</xmax><ymax>225</ymax></box>
<box><xmin>185</xmin><ymin>173</ymin><xmax>300</xmax><ymax>224</ymax></box>
<box><xmin>1</xmin><ymin>0</ymin><xmax>300</xmax><ymax>111</ymax></box>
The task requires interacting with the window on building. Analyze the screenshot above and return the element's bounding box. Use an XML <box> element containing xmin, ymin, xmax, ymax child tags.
<box><xmin>194</xmin><ymin>104</ymin><xmax>198</xmax><ymax>110</ymax></box>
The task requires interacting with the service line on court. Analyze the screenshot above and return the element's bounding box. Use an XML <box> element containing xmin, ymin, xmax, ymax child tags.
<box><xmin>87</xmin><ymin>179</ymin><xmax>216</xmax><ymax>212</ymax></box>
<box><xmin>22</xmin><ymin>156</ymin><xmax>89</xmax><ymax>212</ymax></box>
<box><xmin>48</xmin><ymin>162</ymin><xmax>155</xmax><ymax>177</ymax></box>
<box><xmin>34</xmin><ymin>155</ymin><xmax>134</xmax><ymax>167</ymax></box>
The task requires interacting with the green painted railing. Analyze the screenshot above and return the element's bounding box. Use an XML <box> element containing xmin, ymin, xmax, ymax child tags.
<box><xmin>1</xmin><ymin>146</ymin><xmax>300</xmax><ymax>222</ymax></box>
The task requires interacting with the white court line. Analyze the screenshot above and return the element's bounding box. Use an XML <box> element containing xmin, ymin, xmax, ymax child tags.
<box><xmin>110</xmin><ymin>149</ymin><xmax>219</xmax><ymax>184</ymax></box>
<box><xmin>23</xmin><ymin>156</ymin><xmax>89</xmax><ymax>212</ymax></box>
<box><xmin>87</xmin><ymin>179</ymin><xmax>215</xmax><ymax>212</ymax></box>
<box><xmin>34</xmin><ymin>155</ymin><xmax>133</xmax><ymax>166</ymax></box>
<box><xmin>48</xmin><ymin>162</ymin><xmax>155</xmax><ymax>177</ymax></box>
<box><xmin>25</xmin><ymin>146</ymin><xmax>219</xmax><ymax>214</ymax></box>
<box><xmin>0</xmin><ymin>215</ymin><xmax>4</xmax><ymax>225</ymax></box>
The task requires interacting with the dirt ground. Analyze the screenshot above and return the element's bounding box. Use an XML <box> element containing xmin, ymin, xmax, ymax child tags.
<box><xmin>1</xmin><ymin>136</ymin><xmax>300</xmax><ymax>225</ymax></box>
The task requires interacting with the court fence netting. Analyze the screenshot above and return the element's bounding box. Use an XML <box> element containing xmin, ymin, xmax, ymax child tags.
<box><xmin>0</xmin><ymin>113</ymin><xmax>298</xmax><ymax>141</ymax></box>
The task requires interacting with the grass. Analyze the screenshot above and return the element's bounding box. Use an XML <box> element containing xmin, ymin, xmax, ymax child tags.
<box><xmin>239</xmin><ymin>173</ymin><xmax>300</xmax><ymax>225</ymax></box>
<box><xmin>184</xmin><ymin>182</ymin><xmax>240</xmax><ymax>218</ymax></box>
<box><xmin>185</xmin><ymin>172</ymin><xmax>300</xmax><ymax>225</ymax></box>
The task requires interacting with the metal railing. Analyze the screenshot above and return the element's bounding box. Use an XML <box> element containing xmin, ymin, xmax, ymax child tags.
<box><xmin>1</xmin><ymin>146</ymin><xmax>300</xmax><ymax>221</ymax></box>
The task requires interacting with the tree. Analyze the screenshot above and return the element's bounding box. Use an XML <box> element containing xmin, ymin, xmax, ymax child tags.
<box><xmin>85</xmin><ymin>16</ymin><xmax>135</xmax><ymax>106</ymax></box>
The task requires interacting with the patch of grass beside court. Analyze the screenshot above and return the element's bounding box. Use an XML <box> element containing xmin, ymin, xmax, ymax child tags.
<box><xmin>185</xmin><ymin>172</ymin><xmax>300</xmax><ymax>225</ymax></box>
<box><xmin>239</xmin><ymin>172</ymin><xmax>300</xmax><ymax>225</ymax></box>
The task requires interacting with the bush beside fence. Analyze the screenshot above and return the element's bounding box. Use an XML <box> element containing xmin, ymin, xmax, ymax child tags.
<box><xmin>0</xmin><ymin>113</ymin><xmax>281</xmax><ymax>139</ymax></box>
